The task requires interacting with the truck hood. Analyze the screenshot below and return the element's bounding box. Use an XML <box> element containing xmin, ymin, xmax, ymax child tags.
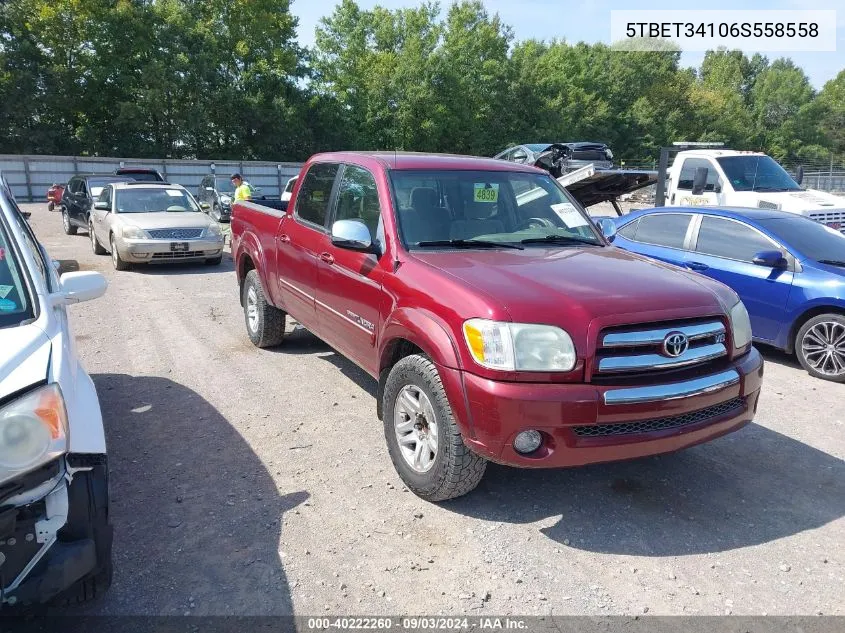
<box><xmin>733</xmin><ymin>189</ymin><xmax>845</xmax><ymax>213</ymax></box>
<box><xmin>412</xmin><ymin>247</ymin><xmax>726</xmax><ymax>326</ymax></box>
<box><xmin>0</xmin><ymin>324</ymin><xmax>51</xmax><ymax>401</ymax></box>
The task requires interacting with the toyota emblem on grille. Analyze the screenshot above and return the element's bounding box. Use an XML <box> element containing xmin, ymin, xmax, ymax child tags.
<box><xmin>662</xmin><ymin>332</ymin><xmax>689</xmax><ymax>358</ymax></box>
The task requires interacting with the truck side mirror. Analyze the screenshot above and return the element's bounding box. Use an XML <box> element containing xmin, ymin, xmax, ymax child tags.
<box><xmin>796</xmin><ymin>165</ymin><xmax>804</xmax><ymax>186</ymax></box>
<box><xmin>331</xmin><ymin>219</ymin><xmax>374</xmax><ymax>253</ymax></box>
<box><xmin>691</xmin><ymin>167</ymin><xmax>708</xmax><ymax>195</ymax></box>
<box><xmin>752</xmin><ymin>250</ymin><xmax>788</xmax><ymax>269</ymax></box>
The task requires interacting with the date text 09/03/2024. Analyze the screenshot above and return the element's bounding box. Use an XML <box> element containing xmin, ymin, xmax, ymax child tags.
<box><xmin>306</xmin><ymin>617</ymin><xmax>528</xmax><ymax>630</ymax></box>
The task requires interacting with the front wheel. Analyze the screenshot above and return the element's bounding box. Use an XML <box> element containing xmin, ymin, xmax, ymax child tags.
<box><xmin>110</xmin><ymin>235</ymin><xmax>130</xmax><ymax>271</ymax></box>
<box><xmin>90</xmin><ymin>223</ymin><xmax>106</xmax><ymax>255</ymax></box>
<box><xmin>796</xmin><ymin>314</ymin><xmax>845</xmax><ymax>382</ymax></box>
<box><xmin>242</xmin><ymin>269</ymin><xmax>286</xmax><ymax>347</ymax></box>
<box><xmin>382</xmin><ymin>354</ymin><xmax>487</xmax><ymax>502</ymax></box>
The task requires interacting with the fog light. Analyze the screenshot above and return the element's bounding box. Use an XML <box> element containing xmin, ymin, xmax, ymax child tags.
<box><xmin>513</xmin><ymin>430</ymin><xmax>543</xmax><ymax>454</ymax></box>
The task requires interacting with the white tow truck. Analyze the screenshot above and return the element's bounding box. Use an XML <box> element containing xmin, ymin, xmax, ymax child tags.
<box><xmin>655</xmin><ymin>144</ymin><xmax>845</xmax><ymax>229</ymax></box>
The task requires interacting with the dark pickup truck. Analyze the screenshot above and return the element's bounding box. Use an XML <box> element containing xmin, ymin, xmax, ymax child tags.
<box><xmin>231</xmin><ymin>152</ymin><xmax>763</xmax><ymax>501</ymax></box>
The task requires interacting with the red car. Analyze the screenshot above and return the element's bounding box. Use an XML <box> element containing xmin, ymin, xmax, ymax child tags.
<box><xmin>231</xmin><ymin>152</ymin><xmax>764</xmax><ymax>501</ymax></box>
<box><xmin>46</xmin><ymin>183</ymin><xmax>64</xmax><ymax>211</ymax></box>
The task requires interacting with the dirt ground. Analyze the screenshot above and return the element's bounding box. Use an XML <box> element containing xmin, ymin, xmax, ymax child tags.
<box><xmin>22</xmin><ymin>202</ymin><xmax>844</xmax><ymax>617</ymax></box>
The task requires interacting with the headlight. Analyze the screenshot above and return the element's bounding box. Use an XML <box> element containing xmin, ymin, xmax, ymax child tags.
<box><xmin>729</xmin><ymin>300</ymin><xmax>752</xmax><ymax>349</ymax></box>
<box><xmin>0</xmin><ymin>384</ymin><xmax>68</xmax><ymax>476</ymax></box>
<box><xmin>121</xmin><ymin>225</ymin><xmax>147</xmax><ymax>239</ymax></box>
<box><xmin>220</xmin><ymin>195</ymin><xmax>232</xmax><ymax>205</ymax></box>
<box><xmin>205</xmin><ymin>223</ymin><xmax>223</xmax><ymax>238</ymax></box>
<box><xmin>463</xmin><ymin>319</ymin><xmax>576</xmax><ymax>372</ymax></box>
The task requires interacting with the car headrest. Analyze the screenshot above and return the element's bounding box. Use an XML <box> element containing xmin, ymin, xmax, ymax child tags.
<box><xmin>410</xmin><ymin>187</ymin><xmax>438</xmax><ymax>209</ymax></box>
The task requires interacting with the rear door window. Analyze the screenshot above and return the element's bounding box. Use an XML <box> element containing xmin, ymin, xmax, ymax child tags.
<box><xmin>295</xmin><ymin>163</ymin><xmax>341</xmax><ymax>229</ymax></box>
<box><xmin>629</xmin><ymin>213</ymin><xmax>693</xmax><ymax>249</ymax></box>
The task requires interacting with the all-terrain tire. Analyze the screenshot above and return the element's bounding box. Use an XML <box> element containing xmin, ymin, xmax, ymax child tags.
<box><xmin>242</xmin><ymin>269</ymin><xmax>286</xmax><ymax>348</ymax></box>
<box><xmin>382</xmin><ymin>354</ymin><xmax>487</xmax><ymax>502</ymax></box>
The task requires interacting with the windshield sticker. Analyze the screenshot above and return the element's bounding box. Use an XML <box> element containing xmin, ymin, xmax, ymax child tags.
<box><xmin>166</xmin><ymin>189</ymin><xmax>183</xmax><ymax>197</ymax></box>
<box><xmin>0</xmin><ymin>298</ymin><xmax>17</xmax><ymax>311</ymax></box>
<box><xmin>474</xmin><ymin>183</ymin><xmax>499</xmax><ymax>203</ymax></box>
<box><xmin>0</xmin><ymin>285</ymin><xmax>13</xmax><ymax>299</ymax></box>
<box><xmin>551</xmin><ymin>202</ymin><xmax>589</xmax><ymax>228</ymax></box>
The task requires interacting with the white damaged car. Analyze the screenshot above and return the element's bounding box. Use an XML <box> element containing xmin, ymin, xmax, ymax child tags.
<box><xmin>0</xmin><ymin>191</ymin><xmax>111</xmax><ymax>606</ymax></box>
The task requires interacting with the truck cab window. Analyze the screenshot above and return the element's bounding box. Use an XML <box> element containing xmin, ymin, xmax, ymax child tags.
<box><xmin>334</xmin><ymin>165</ymin><xmax>381</xmax><ymax>241</ymax></box>
<box><xmin>677</xmin><ymin>158</ymin><xmax>719</xmax><ymax>191</ymax></box>
<box><xmin>296</xmin><ymin>163</ymin><xmax>340</xmax><ymax>228</ymax></box>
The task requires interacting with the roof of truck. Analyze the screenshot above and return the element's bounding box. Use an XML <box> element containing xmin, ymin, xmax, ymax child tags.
<box><xmin>676</xmin><ymin>149</ymin><xmax>767</xmax><ymax>158</ymax></box>
<box><xmin>309</xmin><ymin>151</ymin><xmax>543</xmax><ymax>173</ymax></box>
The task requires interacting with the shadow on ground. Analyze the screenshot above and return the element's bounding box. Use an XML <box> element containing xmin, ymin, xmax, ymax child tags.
<box><xmin>446</xmin><ymin>423</ymin><xmax>845</xmax><ymax>556</ymax></box>
<box><xmin>70</xmin><ymin>374</ymin><xmax>307</xmax><ymax>616</ymax></box>
<box><xmin>756</xmin><ymin>343</ymin><xmax>803</xmax><ymax>371</ymax></box>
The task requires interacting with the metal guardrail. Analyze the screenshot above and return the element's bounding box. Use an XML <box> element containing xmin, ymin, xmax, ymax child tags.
<box><xmin>0</xmin><ymin>154</ymin><xmax>304</xmax><ymax>202</ymax></box>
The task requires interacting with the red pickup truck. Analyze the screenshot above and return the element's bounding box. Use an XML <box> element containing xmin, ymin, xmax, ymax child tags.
<box><xmin>231</xmin><ymin>152</ymin><xmax>764</xmax><ymax>501</ymax></box>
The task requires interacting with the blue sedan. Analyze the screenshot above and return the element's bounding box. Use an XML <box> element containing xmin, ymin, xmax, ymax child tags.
<box><xmin>611</xmin><ymin>206</ymin><xmax>845</xmax><ymax>382</ymax></box>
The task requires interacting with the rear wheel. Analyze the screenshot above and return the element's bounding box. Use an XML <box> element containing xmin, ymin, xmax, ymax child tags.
<box><xmin>242</xmin><ymin>269</ymin><xmax>286</xmax><ymax>347</ymax></box>
<box><xmin>62</xmin><ymin>209</ymin><xmax>77</xmax><ymax>235</ymax></box>
<box><xmin>796</xmin><ymin>314</ymin><xmax>845</xmax><ymax>382</ymax></box>
<box><xmin>110</xmin><ymin>235</ymin><xmax>129</xmax><ymax>271</ymax></box>
<box><xmin>382</xmin><ymin>354</ymin><xmax>486</xmax><ymax>502</ymax></box>
<box><xmin>90</xmin><ymin>222</ymin><xmax>106</xmax><ymax>255</ymax></box>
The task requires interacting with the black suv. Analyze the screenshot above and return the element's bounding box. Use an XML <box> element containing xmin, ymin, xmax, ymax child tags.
<box><xmin>197</xmin><ymin>175</ymin><xmax>239</xmax><ymax>222</ymax></box>
<box><xmin>60</xmin><ymin>175</ymin><xmax>133</xmax><ymax>235</ymax></box>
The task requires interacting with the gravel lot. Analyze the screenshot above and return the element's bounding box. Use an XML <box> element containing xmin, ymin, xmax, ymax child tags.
<box><xmin>22</xmin><ymin>202</ymin><xmax>845</xmax><ymax>617</ymax></box>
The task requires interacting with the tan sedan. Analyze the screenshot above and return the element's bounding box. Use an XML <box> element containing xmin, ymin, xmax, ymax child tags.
<box><xmin>89</xmin><ymin>183</ymin><xmax>225</xmax><ymax>270</ymax></box>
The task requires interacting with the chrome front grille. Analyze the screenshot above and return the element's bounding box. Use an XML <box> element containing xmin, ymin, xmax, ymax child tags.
<box><xmin>147</xmin><ymin>228</ymin><xmax>204</xmax><ymax>240</ymax></box>
<box><xmin>596</xmin><ymin>319</ymin><xmax>727</xmax><ymax>376</ymax></box>
<box><xmin>573</xmin><ymin>397</ymin><xmax>745</xmax><ymax>438</ymax></box>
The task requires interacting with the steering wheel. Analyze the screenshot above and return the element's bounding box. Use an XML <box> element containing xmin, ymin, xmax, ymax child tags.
<box><xmin>517</xmin><ymin>217</ymin><xmax>556</xmax><ymax>231</ymax></box>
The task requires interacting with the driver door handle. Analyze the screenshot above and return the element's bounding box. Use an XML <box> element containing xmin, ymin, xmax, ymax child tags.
<box><xmin>319</xmin><ymin>252</ymin><xmax>334</xmax><ymax>265</ymax></box>
<box><xmin>277</xmin><ymin>234</ymin><xmax>290</xmax><ymax>244</ymax></box>
<box><xmin>686</xmin><ymin>261</ymin><xmax>709</xmax><ymax>271</ymax></box>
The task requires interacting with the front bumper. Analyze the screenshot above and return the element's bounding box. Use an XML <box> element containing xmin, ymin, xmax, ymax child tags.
<box><xmin>117</xmin><ymin>236</ymin><xmax>224</xmax><ymax>263</ymax></box>
<box><xmin>446</xmin><ymin>348</ymin><xmax>763</xmax><ymax>468</ymax></box>
<box><xmin>0</xmin><ymin>458</ymin><xmax>106</xmax><ymax>606</ymax></box>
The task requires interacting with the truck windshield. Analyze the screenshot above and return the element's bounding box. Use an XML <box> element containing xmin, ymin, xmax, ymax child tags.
<box><xmin>716</xmin><ymin>156</ymin><xmax>801</xmax><ymax>193</ymax></box>
<box><xmin>756</xmin><ymin>217</ymin><xmax>845</xmax><ymax>263</ymax></box>
<box><xmin>115</xmin><ymin>188</ymin><xmax>200</xmax><ymax>213</ymax></box>
<box><xmin>0</xmin><ymin>220</ymin><xmax>33</xmax><ymax>328</ymax></box>
<box><xmin>389</xmin><ymin>170</ymin><xmax>602</xmax><ymax>249</ymax></box>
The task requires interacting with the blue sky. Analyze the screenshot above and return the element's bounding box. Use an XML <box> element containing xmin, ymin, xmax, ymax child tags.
<box><xmin>291</xmin><ymin>0</ymin><xmax>844</xmax><ymax>89</ymax></box>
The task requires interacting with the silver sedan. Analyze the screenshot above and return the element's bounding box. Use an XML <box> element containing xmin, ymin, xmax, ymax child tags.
<box><xmin>89</xmin><ymin>183</ymin><xmax>225</xmax><ymax>270</ymax></box>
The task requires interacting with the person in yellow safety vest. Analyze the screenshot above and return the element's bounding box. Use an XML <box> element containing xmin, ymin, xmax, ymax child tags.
<box><xmin>231</xmin><ymin>173</ymin><xmax>252</xmax><ymax>202</ymax></box>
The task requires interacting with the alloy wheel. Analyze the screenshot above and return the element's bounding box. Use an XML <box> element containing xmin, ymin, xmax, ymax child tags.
<box><xmin>393</xmin><ymin>385</ymin><xmax>439</xmax><ymax>473</ymax></box>
<box><xmin>801</xmin><ymin>320</ymin><xmax>845</xmax><ymax>377</ymax></box>
<box><xmin>246</xmin><ymin>286</ymin><xmax>259</xmax><ymax>333</ymax></box>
